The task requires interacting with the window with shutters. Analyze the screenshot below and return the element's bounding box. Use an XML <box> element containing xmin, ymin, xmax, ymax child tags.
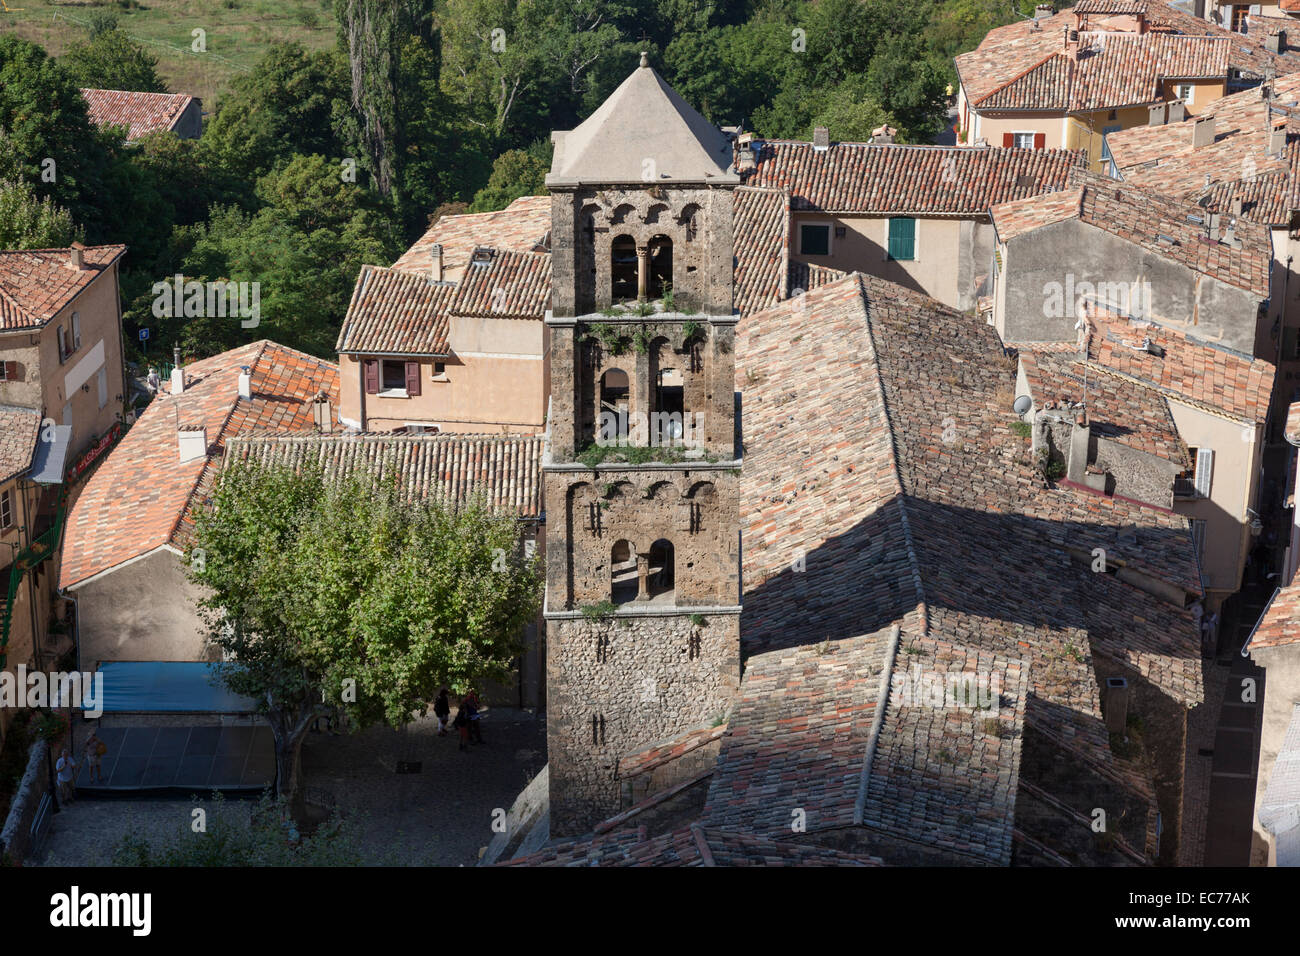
<box><xmin>376</xmin><ymin>359</ymin><xmax>419</xmax><ymax>397</ymax></box>
<box><xmin>57</xmin><ymin>325</ymin><xmax>69</xmax><ymax>363</ymax></box>
<box><xmin>887</xmin><ymin>217</ymin><xmax>916</xmax><ymax>261</ymax></box>
<box><xmin>71</xmin><ymin>312</ymin><xmax>81</xmax><ymax>351</ymax></box>
<box><xmin>1011</xmin><ymin>132</ymin><xmax>1035</xmax><ymax>149</ymax></box>
<box><xmin>97</xmin><ymin>366</ymin><xmax>108</xmax><ymax>409</ymax></box>
<box><xmin>799</xmin><ymin>223</ymin><xmax>830</xmax><ymax>256</ymax></box>
<box><xmin>0</xmin><ymin>489</ymin><xmax>11</xmax><ymax>531</ymax></box>
<box><xmin>0</xmin><ymin>360</ymin><xmax>8</xmax><ymax>381</ymax></box>
<box><xmin>1176</xmin><ymin>446</ymin><xmax>1214</xmax><ymax>498</ymax></box>
<box><xmin>1174</xmin><ymin>84</ymin><xmax>1194</xmax><ymax>104</ymax></box>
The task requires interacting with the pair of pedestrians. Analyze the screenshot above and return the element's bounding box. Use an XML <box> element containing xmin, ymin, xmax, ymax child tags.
<box><xmin>55</xmin><ymin>731</ymin><xmax>108</xmax><ymax>801</ymax></box>
<box><xmin>435</xmin><ymin>688</ymin><xmax>483</xmax><ymax>752</ymax></box>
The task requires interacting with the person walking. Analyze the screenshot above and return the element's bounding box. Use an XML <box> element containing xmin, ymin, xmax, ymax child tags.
<box><xmin>453</xmin><ymin>705</ymin><xmax>470</xmax><ymax>752</ymax></box>
<box><xmin>55</xmin><ymin>748</ymin><xmax>78</xmax><ymax>802</ymax></box>
<box><xmin>464</xmin><ymin>690</ymin><xmax>483</xmax><ymax>745</ymax></box>
<box><xmin>84</xmin><ymin>731</ymin><xmax>107</xmax><ymax>784</ymax></box>
<box><xmin>434</xmin><ymin>688</ymin><xmax>451</xmax><ymax>737</ymax></box>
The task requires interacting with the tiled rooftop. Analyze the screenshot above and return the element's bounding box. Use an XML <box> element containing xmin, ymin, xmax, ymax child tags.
<box><xmin>0</xmin><ymin>245</ymin><xmax>127</xmax><ymax>331</ymax></box>
<box><xmin>335</xmin><ymin>266</ymin><xmax>456</xmax><ymax>355</ymax></box>
<box><xmin>711</xmin><ymin>272</ymin><xmax>1203</xmax><ymax>862</ymax></box>
<box><xmin>957</xmin><ymin>2</ymin><xmax>1300</xmax><ymax>112</ymax></box>
<box><xmin>743</xmin><ymin>141</ymin><xmax>1084</xmax><ymax>215</ymax></box>
<box><xmin>391</xmin><ymin>196</ymin><xmax>551</xmax><ymax>277</ymax></box>
<box><xmin>80</xmin><ymin>89</ymin><xmax>196</xmax><ymax>141</ymax></box>
<box><xmin>732</xmin><ymin>186</ymin><xmax>788</xmax><ymax>316</ymax></box>
<box><xmin>1084</xmin><ymin>311</ymin><xmax>1275</xmax><ymax>423</ymax></box>
<box><xmin>990</xmin><ymin>169</ymin><xmax>1272</xmax><ymax>297</ymax></box>
<box><xmin>1020</xmin><ymin>350</ymin><xmax>1190</xmax><ymax>466</ymax></box>
<box><xmin>60</xmin><ymin>341</ymin><xmax>339</xmax><ymax>589</ymax></box>
<box><xmin>0</xmin><ymin>405</ymin><xmax>41</xmax><ymax>485</ymax></box>
<box><xmin>1107</xmin><ymin>73</ymin><xmax>1300</xmax><ymax>224</ymax></box>
<box><xmin>1251</xmin><ymin>579</ymin><xmax>1300</xmax><ymax>650</ymax></box>
<box><xmin>450</xmin><ymin>250</ymin><xmax>552</xmax><ymax>319</ymax></box>
<box><xmin>225</xmin><ymin>432</ymin><xmax>544</xmax><ymax>519</ymax></box>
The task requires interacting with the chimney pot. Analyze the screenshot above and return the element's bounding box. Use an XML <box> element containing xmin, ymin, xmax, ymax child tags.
<box><xmin>1148</xmin><ymin>103</ymin><xmax>1166</xmax><ymax>127</ymax></box>
<box><xmin>1192</xmin><ymin>114</ymin><xmax>1216</xmax><ymax>148</ymax></box>
<box><xmin>1166</xmin><ymin>100</ymin><xmax>1186</xmax><ymax>124</ymax></box>
<box><xmin>1269</xmin><ymin>119</ymin><xmax>1287</xmax><ymax>157</ymax></box>
<box><xmin>1034</xmin><ymin>3</ymin><xmax>1053</xmax><ymax>19</ymax></box>
<box><xmin>177</xmin><ymin>424</ymin><xmax>207</xmax><ymax>464</ymax></box>
<box><xmin>68</xmin><ymin>242</ymin><xmax>85</xmax><ymax>271</ymax></box>
<box><xmin>238</xmin><ymin>365</ymin><xmax>252</xmax><ymax>400</ymax></box>
<box><xmin>871</xmin><ymin>124</ymin><xmax>896</xmax><ymax>144</ymax></box>
<box><xmin>430</xmin><ymin>243</ymin><xmax>444</xmax><ymax>283</ymax></box>
<box><xmin>812</xmin><ymin>126</ymin><xmax>830</xmax><ymax>152</ymax></box>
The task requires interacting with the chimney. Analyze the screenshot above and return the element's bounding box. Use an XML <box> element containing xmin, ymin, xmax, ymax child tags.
<box><xmin>68</xmin><ymin>242</ymin><xmax>86</xmax><ymax>271</ymax></box>
<box><xmin>1208</xmin><ymin>211</ymin><xmax>1222</xmax><ymax>242</ymax></box>
<box><xmin>237</xmin><ymin>365</ymin><xmax>252</xmax><ymax>400</ymax></box>
<box><xmin>1267</xmin><ymin>30</ymin><xmax>1286</xmax><ymax>55</ymax></box>
<box><xmin>170</xmin><ymin>346</ymin><xmax>185</xmax><ymax>395</ymax></box>
<box><xmin>312</xmin><ymin>394</ymin><xmax>334</xmax><ymax>433</ymax></box>
<box><xmin>1034</xmin><ymin>3</ymin><xmax>1053</xmax><ymax>18</ymax></box>
<box><xmin>1064</xmin><ymin>26</ymin><xmax>1081</xmax><ymax>58</ymax></box>
<box><xmin>1192</xmin><ymin>114</ymin><xmax>1216</xmax><ymax>148</ymax></box>
<box><xmin>430</xmin><ymin>243</ymin><xmax>444</xmax><ymax>283</ymax></box>
<box><xmin>736</xmin><ymin>131</ymin><xmax>757</xmax><ymax>171</ymax></box>
<box><xmin>1270</xmin><ymin>118</ymin><xmax>1287</xmax><ymax>157</ymax></box>
<box><xmin>812</xmin><ymin>126</ymin><xmax>830</xmax><ymax>152</ymax></box>
<box><xmin>177</xmin><ymin>423</ymin><xmax>207</xmax><ymax>464</ymax></box>
<box><xmin>1148</xmin><ymin>103</ymin><xmax>1166</xmax><ymax>127</ymax></box>
<box><xmin>871</xmin><ymin>124</ymin><xmax>896</xmax><ymax>144</ymax></box>
<box><xmin>1066</xmin><ymin>419</ymin><xmax>1091</xmax><ymax>483</ymax></box>
<box><xmin>1103</xmin><ymin>677</ymin><xmax>1130</xmax><ymax>733</ymax></box>
<box><xmin>1166</xmin><ymin>99</ymin><xmax>1186</xmax><ymax>124</ymax></box>
<box><xmin>1232</xmin><ymin>196</ymin><xmax>1244</xmax><ymax>218</ymax></box>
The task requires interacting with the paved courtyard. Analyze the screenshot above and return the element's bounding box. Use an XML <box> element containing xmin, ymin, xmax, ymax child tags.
<box><xmin>33</xmin><ymin>707</ymin><xmax>546</xmax><ymax>867</ymax></box>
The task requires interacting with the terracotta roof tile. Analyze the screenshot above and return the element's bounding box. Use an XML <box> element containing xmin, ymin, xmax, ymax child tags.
<box><xmin>391</xmin><ymin>196</ymin><xmax>551</xmax><ymax>276</ymax></box>
<box><xmin>335</xmin><ymin>266</ymin><xmax>455</xmax><ymax>355</ymax></box>
<box><xmin>1020</xmin><ymin>350</ymin><xmax>1190</xmax><ymax>466</ymax></box>
<box><xmin>80</xmin><ymin>89</ymin><xmax>195</xmax><ymax>141</ymax></box>
<box><xmin>743</xmin><ymin>141</ymin><xmax>1084</xmax><ymax>215</ymax></box>
<box><xmin>450</xmin><ymin>249</ymin><xmax>552</xmax><ymax>318</ymax></box>
<box><xmin>0</xmin><ymin>246</ymin><xmax>127</xmax><ymax>331</ymax></box>
<box><xmin>225</xmin><ymin>432</ymin><xmax>544</xmax><ymax>519</ymax></box>
<box><xmin>1085</xmin><ymin>311</ymin><xmax>1275</xmax><ymax>422</ymax></box>
<box><xmin>60</xmin><ymin>341</ymin><xmax>339</xmax><ymax>588</ymax></box>
<box><xmin>732</xmin><ymin>186</ymin><xmax>788</xmax><ymax>316</ymax></box>
<box><xmin>1251</xmin><ymin>579</ymin><xmax>1300</xmax><ymax>649</ymax></box>
<box><xmin>990</xmin><ymin>170</ymin><xmax>1272</xmax><ymax>297</ymax></box>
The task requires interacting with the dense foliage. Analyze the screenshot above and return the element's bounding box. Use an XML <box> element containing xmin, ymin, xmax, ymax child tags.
<box><xmin>188</xmin><ymin>458</ymin><xmax>543</xmax><ymax>807</ymax></box>
<box><xmin>0</xmin><ymin>0</ymin><xmax>1042</xmax><ymax>362</ymax></box>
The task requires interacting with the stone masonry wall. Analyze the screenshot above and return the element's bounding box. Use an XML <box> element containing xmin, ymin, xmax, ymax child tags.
<box><xmin>546</xmin><ymin>612</ymin><xmax>739</xmax><ymax>835</ymax></box>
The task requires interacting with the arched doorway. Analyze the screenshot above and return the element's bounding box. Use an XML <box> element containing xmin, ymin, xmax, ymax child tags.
<box><xmin>611</xmin><ymin>539</ymin><xmax>637</xmax><ymax>604</ymax></box>
<box><xmin>647</xmin><ymin>539</ymin><xmax>674</xmax><ymax>602</ymax></box>
<box><xmin>648</xmin><ymin>235</ymin><xmax>672</xmax><ymax>299</ymax></box>
<box><xmin>611</xmin><ymin>235</ymin><xmax>637</xmax><ymax>302</ymax></box>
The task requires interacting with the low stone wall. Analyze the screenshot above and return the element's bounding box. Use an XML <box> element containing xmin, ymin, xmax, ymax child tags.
<box><xmin>0</xmin><ymin>736</ymin><xmax>53</xmax><ymax>863</ymax></box>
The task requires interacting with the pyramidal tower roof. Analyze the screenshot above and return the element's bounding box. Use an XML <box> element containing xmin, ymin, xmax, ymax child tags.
<box><xmin>547</xmin><ymin>53</ymin><xmax>738</xmax><ymax>186</ymax></box>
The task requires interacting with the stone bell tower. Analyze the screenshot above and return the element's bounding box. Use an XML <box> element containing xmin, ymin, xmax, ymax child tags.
<box><xmin>543</xmin><ymin>53</ymin><xmax>743</xmax><ymax>836</ymax></box>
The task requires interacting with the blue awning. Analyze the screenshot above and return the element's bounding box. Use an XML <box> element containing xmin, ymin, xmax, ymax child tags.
<box><xmin>28</xmin><ymin>424</ymin><xmax>70</xmax><ymax>484</ymax></box>
<box><xmin>97</xmin><ymin>662</ymin><xmax>260</xmax><ymax>713</ymax></box>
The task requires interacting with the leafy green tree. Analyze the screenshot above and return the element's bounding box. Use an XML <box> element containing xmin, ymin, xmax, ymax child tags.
<box><xmin>202</xmin><ymin>43</ymin><xmax>351</xmax><ymax>183</ymax></box>
<box><xmin>467</xmin><ymin>146</ymin><xmax>547</xmax><ymax>211</ymax></box>
<box><xmin>0</xmin><ymin>179</ymin><xmax>80</xmax><ymax>248</ymax></box>
<box><xmin>60</xmin><ymin>28</ymin><xmax>167</xmax><ymax>93</ymax></box>
<box><xmin>188</xmin><ymin>459</ymin><xmax>543</xmax><ymax>812</ymax></box>
<box><xmin>112</xmin><ymin>792</ymin><xmax>362</xmax><ymax>866</ymax></box>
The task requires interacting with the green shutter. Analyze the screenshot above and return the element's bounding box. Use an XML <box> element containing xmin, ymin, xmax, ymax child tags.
<box><xmin>888</xmin><ymin>218</ymin><xmax>916</xmax><ymax>260</ymax></box>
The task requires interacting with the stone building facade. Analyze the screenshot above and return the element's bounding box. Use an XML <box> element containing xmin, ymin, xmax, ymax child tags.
<box><xmin>543</xmin><ymin>56</ymin><xmax>743</xmax><ymax>836</ymax></box>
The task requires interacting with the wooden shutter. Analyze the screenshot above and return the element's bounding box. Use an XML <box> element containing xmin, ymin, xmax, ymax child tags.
<box><xmin>1033</xmin><ymin>132</ymin><xmax>1046</xmax><ymax>149</ymax></box>
<box><xmin>57</xmin><ymin>326</ymin><xmax>67</xmax><ymax>362</ymax></box>
<box><xmin>405</xmin><ymin>360</ymin><xmax>421</xmax><ymax>396</ymax></box>
<box><xmin>1194</xmin><ymin>448</ymin><xmax>1214</xmax><ymax>497</ymax></box>
<box><xmin>1003</xmin><ymin>132</ymin><xmax>1015</xmax><ymax>148</ymax></box>
<box><xmin>364</xmin><ymin>359</ymin><xmax>380</xmax><ymax>394</ymax></box>
<box><xmin>888</xmin><ymin>218</ymin><xmax>916</xmax><ymax>261</ymax></box>
<box><xmin>72</xmin><ymin>312</ymin><xmax>81</xmax><ymax>350</ymax></box>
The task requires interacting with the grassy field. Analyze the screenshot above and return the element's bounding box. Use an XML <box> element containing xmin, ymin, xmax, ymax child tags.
<box><xmin>1</xmin><ymin>0</ymin><xmax>338</xmax><ymax>108</ymax></box>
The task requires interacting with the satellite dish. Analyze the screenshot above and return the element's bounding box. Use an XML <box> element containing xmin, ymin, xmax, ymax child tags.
<box><xmin>1012</xmin><ymin>395</ymin><xmax>1033</xmax><ymax>415</ymax></box>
